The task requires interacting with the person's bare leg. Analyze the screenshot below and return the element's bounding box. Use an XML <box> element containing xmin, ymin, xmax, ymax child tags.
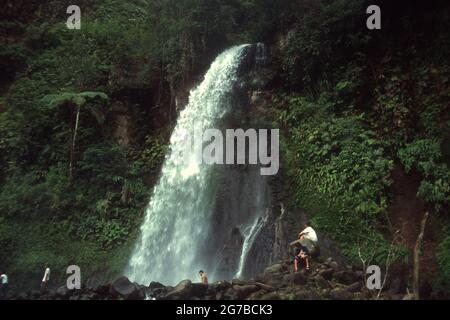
<box><xmin>305</xmin><ymin>257</ymin><xmax>310</xmax><ymax>270</ymax></box>
<box><xmin>294</xmin><ymin>258</ymin><xmax>299</xmax><ymax>272</ymax></box>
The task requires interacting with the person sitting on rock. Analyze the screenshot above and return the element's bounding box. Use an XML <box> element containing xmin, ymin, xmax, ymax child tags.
<box><xmin>294</xmin><ymin>245</ymin><xmax>310</xmax><ymax>272</ymax></box>
<box><xmin>199</xmin><ymin>270</ymin><xmax>208</xmax><ymax>285</ymax></box>
<box><xmin>298</xmin><ymin>221</ymin><xmax>318</xmax><ymax>254</ymax></box>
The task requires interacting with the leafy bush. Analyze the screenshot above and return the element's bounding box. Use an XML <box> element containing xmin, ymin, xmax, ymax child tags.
<box><xmin>399</xmin><ymin>139</ymin><xmax>450</xmax><ymax>210</ymax></box>
<box><xmin>273</xmin><ymin>94</ymin><xmax>394</xmax><ymax>263</ymax></box>
<box><xmin>437</xmin><ymin>236</ymin><xmax>450</xmax><ymax>286</ymax></box>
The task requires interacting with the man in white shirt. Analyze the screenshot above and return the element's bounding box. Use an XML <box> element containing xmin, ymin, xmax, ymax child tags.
<box><xmin>40</xmin><ymin>265</ymin><xmax>50</xmax><ymax>293</ymax></box>
<box><xmin>0</xmin><ymin>272</ymin><xmax>8</xmax><ymax>298</ymax></box>
<box><xmin>298</xmin><ymin>221</ymin><xmax>318</xmax><ymax>252</ymax></box>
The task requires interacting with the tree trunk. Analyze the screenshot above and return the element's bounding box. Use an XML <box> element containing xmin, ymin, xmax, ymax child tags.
<box><xmin>413</xmin><ymin>211</ymin><xmax>429</xmax><ymax>300</ymax></box>
<box><xmin>69</xmin><ymin>104</ymin><xmax>81</xmax><ymax>182</ymax></box>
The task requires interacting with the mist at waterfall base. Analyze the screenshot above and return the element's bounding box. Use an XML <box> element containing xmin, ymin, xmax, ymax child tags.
<box><xmin>125</xmin><ymin>44</ymin><xmax>271</xmax><ymax>286</ymax></box>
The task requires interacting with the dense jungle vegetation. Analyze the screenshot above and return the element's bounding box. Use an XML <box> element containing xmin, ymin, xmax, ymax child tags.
<box><xmin>0</xmin><ymin>0</ymin><xmax>449</xmax><ymax>296</ymax></box>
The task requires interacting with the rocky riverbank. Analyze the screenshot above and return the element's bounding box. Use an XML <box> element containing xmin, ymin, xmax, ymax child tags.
<box><xmin>3</xmin><ymin>257</ymin><xmax>411</xmax><ymax>300</ymax></box>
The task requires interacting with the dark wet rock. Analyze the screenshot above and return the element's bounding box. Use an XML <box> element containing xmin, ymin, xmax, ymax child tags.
<box><xmin>164</xmin><ymin>280</ymin><xmax>195</xmax><ymax>300</ymax></box>
<box><xmin>191</xmin><ymin>283</ymin><xmax>209</xmax><ymax>297</ymax></box>
<box><xmin>314</xmin><ymin>275</ymin><xmax>330</xmax><ymax>289</ymax></box>
<box><xmin>149</xmin><ymin>281</ymin><xmax>165</xmax><ymax>289</ymax></box>
<box><xmin>294</xmin><ymin>289</ymin><xmax>319</xmax><ymax>300</ymax></box>
<box><xmin>264</xmin><ymin>263</ymin><xmax>287</xmax><ymax>274</ymax></box>
<box><xmin>386</xmin><ymin>277</ymin><xmax>407</xmax><ymax>295</ymax></box>
<box><xmin>354</xmin><ymin>270</ymin><xmax>364</xmax><ymax>281</ymax></box>
<box><xmin>16</xmin><ymin>292</ymin><xmax>28</xmax><ymax>300</ymax></box>
<box><xmin>231</xmin><ymin>279</ymin><xmax>255</xmax><ymax>286</ymax></box>
<box><xmin>92</xmin><ymin>283</ymin><xmax>110</xmax><ymax>295</ymax></box>
<box><xmin>30</xmin><ymin>290</ymin><xmax>40</xmax><ymax>300</ymax></box>
<box><xmin>259</xmin><ymin>292</ymin><xmax>282</xmax><ymax>300</ymax></box>
<box><xmin>216</xmin><ymin>228</ymin><xmax>244</xmax><ymax>280</ymax></box>
<box><xmin>346</xmin><ymin>282</ymin><xmax>362</xmax><ymax>293</ymax></box>
<box><xmin>329</xmin><ymin>261</ymin><xmax>339</xmax><ymax>271</ymax></box>
<box><xmin>333</xmin><ymin>270</ymin><xmax>357</xmax><ymax>285</ymax></box>
<box><xmin>283</xmin><ymin>272</ymin><xmax>307</xmax><ymax>286</ymax></box>
<box><xmin>257</xmin><ymin>273</ymin><xmax>285</xmax><ymax>288</ymax></box>
<box><xmin>329</xmin><ymin>288</ymin><xmax>354</xmax><ymax>300</ymax></box>
<box><xmin>6</xmin><ymin>256</ymin><xmax>396</xmax><ymax>301</ymax></box>
<box><xmin>109</xmin><ymin>276</ymin><xmax>141</xmax><ymax>300</ymax></box>
<box><xmin>255</xmin><ymin>282</ymin><xmax>275</xmax><ymax>292</ymax></box>
<box><xmin>232</xmin><ymin>284</ymin><xmax>259</xmax><ymax>299</ymax></box>
<box><xmin>55</xmin><ymin>286</ymin><xmax>73</xmax><ymax>299</ymax></box>
<box><xmin>318</xmin><ymin>268</ymin><xmax>334</xmax><ymax>280</ymax></box>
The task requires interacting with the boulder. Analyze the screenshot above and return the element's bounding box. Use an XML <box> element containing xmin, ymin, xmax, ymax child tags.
<box><xmin>314</xmin><ymin>275</ymin><xmax>330</xmax><ymax>289</ymax></box>
<box><xmin>330</xmin><ymin>288</ymin><xmax>354</xmax><ymax>300</ymax></box>
<box><xmin>346</xmin><ymin>282</ymin><xmax>362</xmax><ymax>293</ymax></box>
<box><xmin>232</xmin><ymin>285</ymin><xmax>259</xmax><ymax>300</ymax></box>
<box><xmin>16</xmin><ymin>292</ymin><xmax>28</xmax><ymax>300</ymax></box>
<box><xmin>55</xmin><ymin>286</ymin><xmax>73</xmax><ymax>299</ymax></box>
<box><xmin>30</xmin><ymin>290</ymin><xmax>40</xmax><ymax>300</ymax></box>
<box><xmin>164</xmin><ymin>280</ymin><xmax>193</xmax><ymax>300</ymax></box>
<box><xmin>86</xmin><ymin>292</ymin><xmax>99</xmax><ymax>300</ymax></box>
<box><xmin>146</xmin><ymin>286</ymin><xmax>167</xmax><ymax>299</ymax></box>
<box><xmin>231</xmin><ymin>279</ymin><xmax>255</xmax><ymax>286</ymax></box>
<box><xmin>334</xmin><ymin>270</ymin><xmax>357</xmax><ymax>285</ymax></box>
<box><xmin>221</xmin><ymin>287</ymin><xmax>238</xmax><ymax>300</ymax></box>
<box><xmin>264</xmin><ymin>263</ymin><xmax>287</xmax><ymax>274</ymax></box>
<box><xmin>329</xmin><ymin>261</ymin><xmax>339</xmax><ymax>271</ymax></box>
<box><xmin>318</xmin><ymin>268</ymin><xmax>334</xmax><ymax>280</ymax></box>
<box><xmin>294</xmin><ymin>289</ymin><xmax>319</xmax><ymax>300</ymax></box>
<box><xmin>386</xmin><ymin>277</ymin><xmax>406</xmax><ymax>295</ymax></box>
<box><xmin>109</xmin><ymin>276</ymin><xmax>141</xmax><ymax>300</ymax></box>
<box><xmin>191</xmin><ymin>283</ymin><xmax>209</xmax><ymax>298</ymax></box>
<box><xmin>257</xmin><ymin>273</ymin><xmax>285</xmax><ymax>288</ymax></box>
<box><xmin>149</xmin><ymin>281</ymin><xmax>165</xmax><ymax>290</ymax></box>
<box><xmin>283</xmin><ymin>273</ymin><xmax>307</xmax><ymax>286</ymax></box>
<box><xmin>255</xmin><ymin>282</ymin><xmax>275</xmax><ymax>292</ymax></box>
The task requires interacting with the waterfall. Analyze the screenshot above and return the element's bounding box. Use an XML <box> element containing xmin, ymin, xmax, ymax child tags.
<box><xmin>126</xmin><ymin>45</ymin><xmax>250</xmax><ymax>285</ymax></box>
<box><xmin>235</xmin><ymin>210</ymin><xmax>268</xmax><ymax>279</ymax></box>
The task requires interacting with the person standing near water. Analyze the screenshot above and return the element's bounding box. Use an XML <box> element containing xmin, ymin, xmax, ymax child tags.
<box><xmin>199</xmin><ymin>270</ymin><xmax>208</xmax><ymax>285</ymax></box>
<box><xmin>0</xmin><ymin>272</ymin><xmax>8</xmax><ymax>298</ymax></box>
<box><xmin>41</xmin><ymin>265</ymin><xmax>50</xmax><ymax>293</ymax></box>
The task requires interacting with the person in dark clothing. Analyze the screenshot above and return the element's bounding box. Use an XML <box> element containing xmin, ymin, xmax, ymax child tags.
<box><xmin>294</xmin><ymin>244</ymin><xmax>310</xmax><ymax>272</ymax></box>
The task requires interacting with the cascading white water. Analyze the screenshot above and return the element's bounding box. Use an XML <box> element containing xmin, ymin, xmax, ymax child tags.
<box><xmin>126</xmin><ymin>45</ymin><xmax>249</xmax><ymax>285</ymax></box>
<box><xmin>235</xmin><ymin>210</ymin><xmax>268</xmax><ymax>279</ymax></box>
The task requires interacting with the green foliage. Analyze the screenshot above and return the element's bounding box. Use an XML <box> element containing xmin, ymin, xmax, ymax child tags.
<box><xmin>273</xmin><ymin>94</ymin><xmax>394</xmax><ymax>263</ymax></box>
<box><xmin>1</xmin><ymin>0</ymin><xmax>449</xmax><ymax>291</ymax></box>
<box><xmin>399</xmin><ymin>139</ymin><xmax>450</xmax><ymax>209</ymax></box>
<box><xmin>437</xmin><ymin>236</ymin><xmax>450</xmax><ymax>286</ymax></box>
<box><xmin>131</xmin><ymin>134</ymin><xmax>168</xmax><ymax>176</ymax></box>
<box><xmin>41</xmin><ymin>91</ymin><xmax>108</xmax><ymax>109</ymax></box>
